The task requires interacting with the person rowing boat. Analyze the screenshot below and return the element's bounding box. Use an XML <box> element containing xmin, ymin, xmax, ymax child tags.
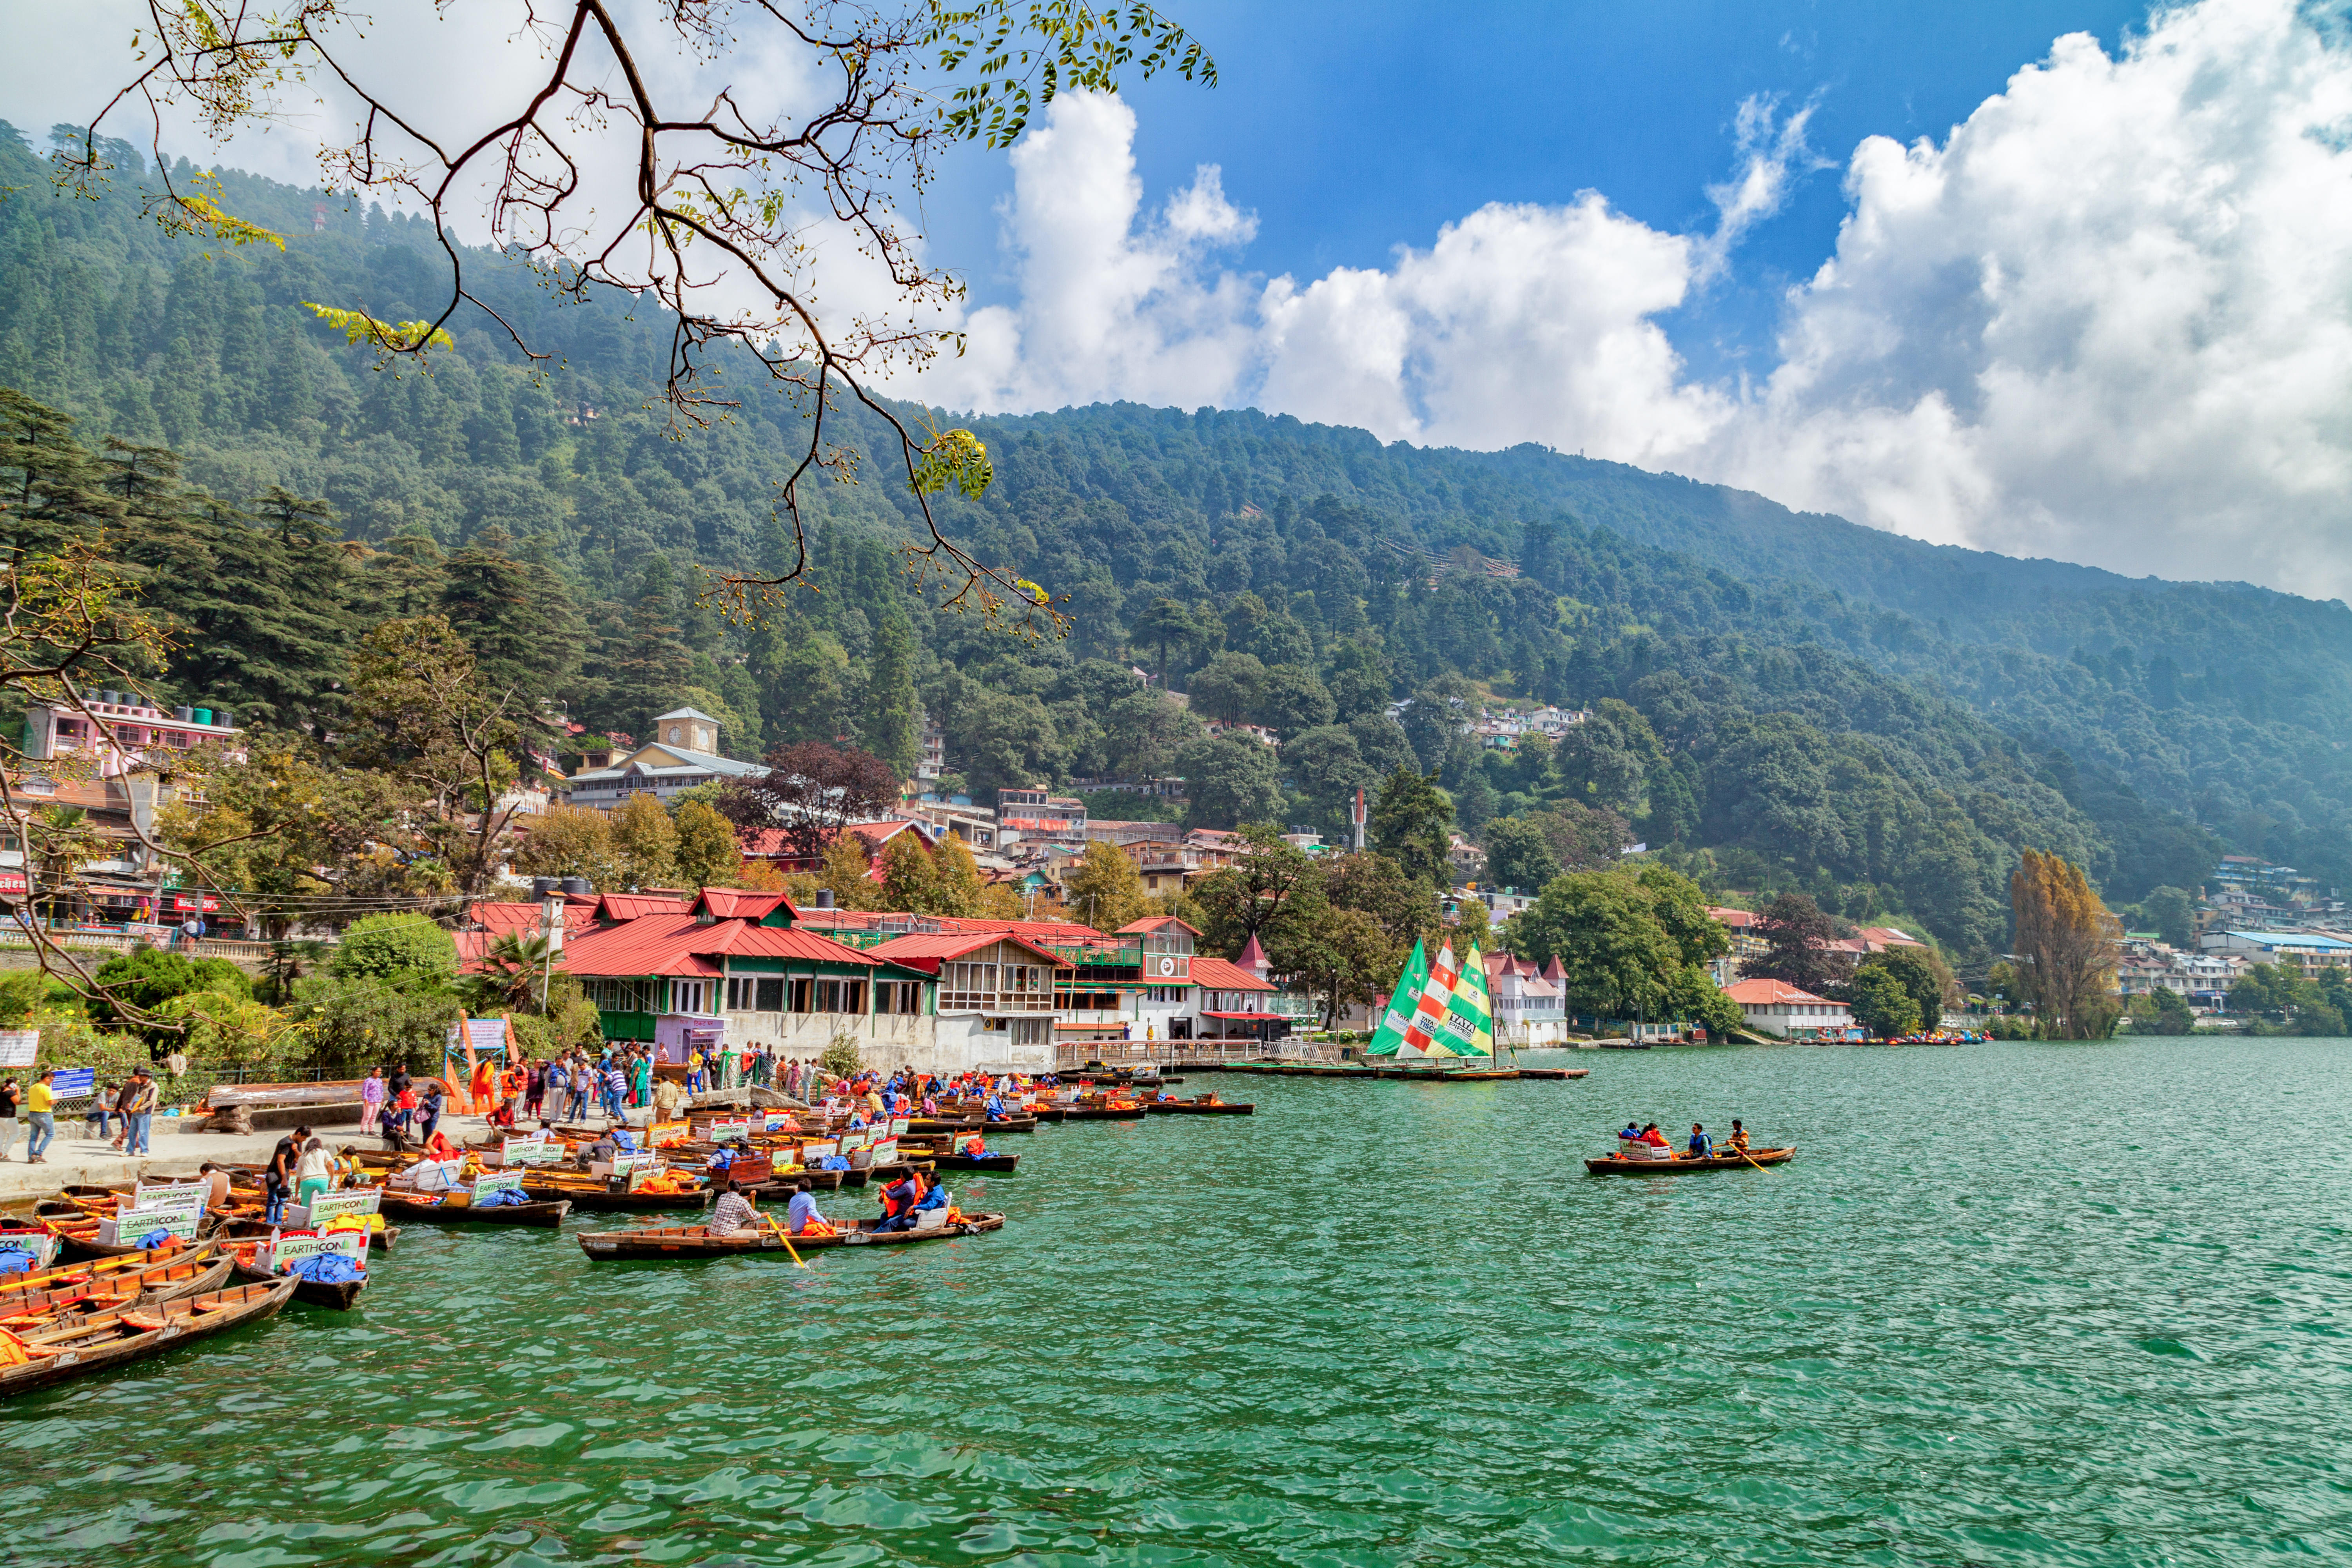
<box><xmin>707</xmin><ymin>1176</ymin><xmax>757</xmax><ymax>1237</ymax></box>
<box><xmin>1727</xmin><ymin>1120</ymin><xmax>1750</xmax><ymax>1153</ymax></box>
<box><xmin>786</xmin><ymin>1178</ymin><xmax>835</xmax><ymax>1237</ymax></box>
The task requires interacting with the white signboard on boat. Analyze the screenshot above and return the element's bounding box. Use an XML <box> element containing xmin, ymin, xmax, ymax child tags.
<box><xmin>468</xmin><ymin>1170</ymin><xmax>525</xmax><ymax>1199</ymax></box>
<box><xmin>868</xmin><ymin>1139</ymin><xmax>899</xmax><ymax>1165</ymax></box>
<box><xmin>290</xmin><ymin>1189</ymin><xmax>381</xmax><ymax>1226</ymax></box>
<box><xmin>889</xmin><ymin>1117</ymin><xmax>909</xmax><ymax>1138</ymax></box>
<box><xmin>837</xmin><ymin>1129</ymin><xmax>868</xmax><ymax>1153</ymax></box>
<box><xmin>261</xmin><ymin>1230</ymin><xmax>366</xmax><ymax>1272</ymax></box>
<box><xmin>501</xmin><ymin>1136</ymin><xmax>564</xmax><ymax>1165</ymax></box>
<box><xmin>98</xmin><ymin>1207</ymin><xmax>200</xmax><ymax>1246</ymax></box>
<box><xmin>129</xmin><ymin>1181</ymin><xmax>208</xmax><ymax>1218</ymax></box>
<box><xmin>799</xmin><ymin>1140</ymin><xmax>837</xmax><ymax>1163</ymax></box>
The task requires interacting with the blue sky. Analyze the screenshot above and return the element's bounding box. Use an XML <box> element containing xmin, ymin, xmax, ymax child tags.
<box><xmin>922</xmin><ymin>0</ymin><xmax>2150</xmax><ymax>382</ymax></box>
<box><xmin>7</xmin><ymin>0</ymin><xmax>2346</xmax><ymax>594</ymax></box>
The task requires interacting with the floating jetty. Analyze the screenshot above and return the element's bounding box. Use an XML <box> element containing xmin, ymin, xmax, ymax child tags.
<box><xmin>1168</xmin><ymin>1061</ymin><xmax>1588</xmax><ymax>1080</ymax></box>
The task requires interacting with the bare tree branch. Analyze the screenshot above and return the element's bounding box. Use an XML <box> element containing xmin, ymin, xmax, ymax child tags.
<box><xmin>69</xmin><ymin>0</ymin><xmax>1214</xmax><ymax>635</ymax></box>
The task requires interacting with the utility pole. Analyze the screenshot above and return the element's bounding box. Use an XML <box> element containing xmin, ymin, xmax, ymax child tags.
<box><xmin>539</xmin><ymin>890</ymin><xmax>564</xmax><ymax>1010</ymax></box>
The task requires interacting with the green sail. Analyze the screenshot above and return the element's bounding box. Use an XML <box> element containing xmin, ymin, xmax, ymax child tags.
<box><xmin>1443</xmin><ymin>942</ymin><xmax>1495</xmax><ymax>1057</ymax></box>
<box><xmin>1364</xmin><ymin>936</ymin><xmax>1430</xmax><ymax>1056</ymax></box>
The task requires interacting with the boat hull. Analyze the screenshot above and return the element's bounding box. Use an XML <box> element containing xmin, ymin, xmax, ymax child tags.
<box><xmin>577</xmin><ymin>1214</ymin><xmax>1006</xmax><ymax>1261</ymax></box>
<box><xmin>373</xmin><ymin>1192</ymin><xmax>573</xmax><ymax>1227</ymax></box>
<box><xmin>0</xmin><ymin>1276</ymin><xmax>297</xmax><ymax>1400</ymax></box>
<box><xmin>1583</xmin><ymin>1147</ymin><xmax>1796</xmax><ymax>1174</ymax></box>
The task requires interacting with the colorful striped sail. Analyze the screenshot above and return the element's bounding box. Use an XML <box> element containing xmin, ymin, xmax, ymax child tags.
<box><xmin>1403</xmin><ymin>942</ymin><xmax>1475</xmax><ymax>1056</ymax></box>
<box><xmin>1364</xmin><ymin>937</ymin><xmax>1431</xmax><ymax>1056</ymax></box>
<box><xmin>1445</xmin><ymin>943</ymin><xmax>1495</xmax><ymax>1057</ymax></box>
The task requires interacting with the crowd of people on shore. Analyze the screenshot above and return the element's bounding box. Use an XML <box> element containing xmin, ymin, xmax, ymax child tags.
<box><xmin>345</xmin><ymin>1044</ymin><xmax>878</xmax><ymax>1144</ymax></box>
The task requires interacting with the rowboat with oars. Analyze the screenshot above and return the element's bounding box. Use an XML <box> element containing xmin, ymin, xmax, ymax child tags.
<box><xmin>1583</xmin><ymin>1147</ymin><xmax>1796</xmax><ymax>1174</ymax></box>
<box><xmin>576</xmin><ymin>1212</ymin><xmax>1005</xmax><ymax>1261</ymax></box>
<box><xmin>0</xmin><ymin>1276</ymin><xmax>298</xmax><ymax>1400</ymax></box>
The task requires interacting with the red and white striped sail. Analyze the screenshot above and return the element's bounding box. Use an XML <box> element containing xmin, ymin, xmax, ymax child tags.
<box><xmin>1399</xmin><ymin>942</ymin><xmax>1461</xmax><ymax>1056</ymax></box>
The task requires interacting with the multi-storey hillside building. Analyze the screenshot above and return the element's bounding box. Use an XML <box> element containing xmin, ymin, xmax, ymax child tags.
<box><xmin>996</xmin><ymin>787</ymin><xmax>1088</xmax><ymax>851</ymax></box>
<box><xmin>22</xmin><ymin>695</ymin><xmax>242</xmax><ymax>775</ymax></box>
<box><xmin>565</xmin><ymin>708</ymin><xmax>766</xmax><ymax>810</ymax></box>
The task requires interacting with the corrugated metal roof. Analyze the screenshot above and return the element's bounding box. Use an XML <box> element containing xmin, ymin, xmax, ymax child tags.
<box><xmin>695</xmin><ymin>888</ymin><xmax>795</xmax><ymax>922</ymax></box>
<box><xmin>1722</xmin><ymin>978</ymin><xmax>1842</xmax><ymax>1006</ymax></box>
<box><xmin>868</xmin><ymin>930</ymin><xmax>1073</xmax><ymax>968</ymax></box>
<box><xmin>1116</xmin><ymin>915</ymin><xmax>1203</xmax><ymax>937</ymax></box>
<box><xmin>597</xmin><ymin>894</ymin><xmax>691</xmax><ymax>922</ymax></box>
<box><xmin>1191</xmin><ymin>956</ymin><xmax>1274</xmax><ymax>992</ymax></box>
<box><xmin>468</xmin><ymin>900</ymin><xmax>597</xmax><ymax>935</ymax></box>
<box><xmin>564</xmin><ymin>912</ymin><xmax>884</xmax><ymax>978</ymax></box>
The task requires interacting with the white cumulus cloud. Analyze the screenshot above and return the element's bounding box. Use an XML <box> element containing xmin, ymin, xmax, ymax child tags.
<box><xmin>1724</xmin><ymin>0</ymin><xmax>2352</xmax><ymax>592</ymax></box>
<box><xmin>920</xmin><ymin>0</ymin><xmax>2352</xmax><ymax>597</ymax></box>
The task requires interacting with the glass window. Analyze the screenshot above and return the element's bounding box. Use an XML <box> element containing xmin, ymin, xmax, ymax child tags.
<box><xmin>755</xmin><ymin>977</ymin><xmax>784</xmax><ymax>1011</ymax></box>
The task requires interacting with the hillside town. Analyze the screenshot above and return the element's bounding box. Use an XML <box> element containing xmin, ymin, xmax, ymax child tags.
<box><xmin>5</xmin><ymin>693</ymin><xmax>2312</xmax><ymax>1060</ymax></box>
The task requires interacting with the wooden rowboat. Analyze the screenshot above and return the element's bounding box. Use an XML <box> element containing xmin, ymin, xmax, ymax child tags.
<box><xmin>1142</xmin><ymin>1099</ymin><xmax>1254</xmax><ymax>1115</ymax></box>
<box><xmin>918</xmin><ymin>1151</ymin><xmax>1019</xmax><ymax>1172</ymax></box>
<box><xmin>577</xmin><ymin>1212</ymin><xmax>1006</xmax><ymax>1261</ymax></box>
<box><xmin>1056</xmin><ymin>1104</ymin><xmax>1148</xmax><ymax>1120</ymax></box>
<box><xmin>1583</xmin><ymin>1147</ymin><xmax>1796</xmax><ymax>1174</ymax></box>
<box><xmin>206</xmin><ymin>1209</ymin><xmax>401</xmax><ymax>1252</ymax></box>
<box><xmin>0</xmin><ymin>1243</ymin><xmax>223</xmax><ymax>1303</ymax></box>
<box><xmin>0</xmin><ymin>1276</ymin><xmax>298</xmax><ymax>1401</ymax></box>
<box><xmin>0</xmin><ymin>1256</ymin><xmax>232</xmax><ymax>1330</ymax></box>
<box><xmin>516</xmin><ymin>1179</ymin><xmax>710</xmax><ymax>1214</ymax></box>
<box><xmin>371</xmin><ymin>1191</ymin><xmax>573</xmax><ymax>1228</ymax></box>
<box><xmin>221</xmin><ymin>1250</ymin><xmax>367</xmax><ymax>1311</ymax></box>
<box><xmin>37</xmin><ymin>1208</ymin><xmax>214</xmax><ymax>1264</ymax></box>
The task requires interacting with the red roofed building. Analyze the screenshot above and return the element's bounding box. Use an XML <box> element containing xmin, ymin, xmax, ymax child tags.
<box><xmin>1722</xmin><ymin>978</ymin><xmax>1854</xmax><ymax>1041</ymax></box>
<box><xmin>548</xmin><ymin>886</ymin><xmax>951</xmax><ymax>1073</ymax></box>
<box><xmin>738</xmin><ymin>818</ymin><xmax>941</xmax><ymax>876</ymax></box>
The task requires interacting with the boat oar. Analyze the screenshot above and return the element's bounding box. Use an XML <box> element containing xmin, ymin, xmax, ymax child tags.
<box><xmin>757</xmin><ymin>1212</ymin><xmax>808</xmax><ymax>1268</ymax></box>
<box><xmin>1730</xmin><ymin>1145</ymin><xmax>1775</xmax><ymax>1173</ymax></box>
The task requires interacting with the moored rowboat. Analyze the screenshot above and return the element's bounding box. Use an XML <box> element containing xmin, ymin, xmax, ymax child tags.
<box><xmin>370</xmin><ymin>1191</ymin><xmax>573</xmax><ymax>1228</ymax></box>
<box><xmin>0</xmin><ymin>1276</ymin><xmax>298</xmax><ymax>1399</ymax></box>
<box><xmin>577</xmin><ymin>1213</ymin><xmax>1006</xmax><ymax>1260</ymax></box>
<box><xmin>1583</xmin><ymin>1147</ymin><xmax>1795</xmax><ymax>1174</ymax></box>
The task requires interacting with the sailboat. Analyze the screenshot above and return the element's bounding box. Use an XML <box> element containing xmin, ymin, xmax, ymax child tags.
<box><xmin>1364</xmin><ymin>939</ymin><xmax>1508</xmax><ymax>1076</ymax></box>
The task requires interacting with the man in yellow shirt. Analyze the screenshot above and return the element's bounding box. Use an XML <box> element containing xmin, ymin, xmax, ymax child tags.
<box><xmin>24</xmin><ymin>1069</ymin><xmax>54</xmax><ymax>1163</ymax></box>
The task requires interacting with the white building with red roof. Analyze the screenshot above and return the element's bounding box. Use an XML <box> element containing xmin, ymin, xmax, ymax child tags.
<box><xmin>1722</xmin><ymin>978</ymin><xmax>1855</xmax><ymax>1041</ymax></box>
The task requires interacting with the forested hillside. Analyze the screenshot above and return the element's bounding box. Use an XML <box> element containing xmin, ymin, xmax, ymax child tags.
<box><xmin>0</xmin><ymin>123</ymin><xmax>2334</xmax><ymax>965</ymax></box>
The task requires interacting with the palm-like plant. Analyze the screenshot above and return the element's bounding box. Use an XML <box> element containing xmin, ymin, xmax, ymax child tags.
<box><xmin>456</xmin><ymin>931</ymin><xmax>560</xmax><ymax>1015</ymax></box>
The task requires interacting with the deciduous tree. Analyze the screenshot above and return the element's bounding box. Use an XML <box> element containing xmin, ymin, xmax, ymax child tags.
<box><xmin>2011</xmin><ymin>848</ymin><xmax>2122</xmax><ymax>1039</ymax></box>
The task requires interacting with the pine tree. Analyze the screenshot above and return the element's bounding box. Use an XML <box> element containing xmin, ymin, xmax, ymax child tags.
<box><xmin>441</xmin><ymin>525</ymin><xmax>584</xmax><ymax>712</ymax></box>
<box><xmin>0</xmin><ymin>389</ymin><xmax>123</xmax><ymax>559</ymax></box>
<box><xmin>860</xmin><ymin>605</ymin><xmax>920</xmax><ymax>777</ymax></box>
<box><xmin>603</xmin><ymin>571</ymin><xmax>693</xmax><ymax>743</ymax></box>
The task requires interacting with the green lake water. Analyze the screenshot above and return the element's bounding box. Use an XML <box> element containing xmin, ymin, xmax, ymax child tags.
<box><xmin>5</xmin><ymin>1036</ymin><xmax>2349</xmax><ymax>1567</ymax></box>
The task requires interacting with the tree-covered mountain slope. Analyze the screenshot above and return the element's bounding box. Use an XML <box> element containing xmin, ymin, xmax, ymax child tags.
<box><xmin>0</xmin><ymin>124</ymin><xmax>2333</xmax><ymax>948</ymax></box>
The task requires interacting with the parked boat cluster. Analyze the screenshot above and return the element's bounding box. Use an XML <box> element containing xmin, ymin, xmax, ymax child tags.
<box><xmin>0</xmin><ymin>1072</ymin><xmax>1254</xmax><ymax>1398</ymax></box>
